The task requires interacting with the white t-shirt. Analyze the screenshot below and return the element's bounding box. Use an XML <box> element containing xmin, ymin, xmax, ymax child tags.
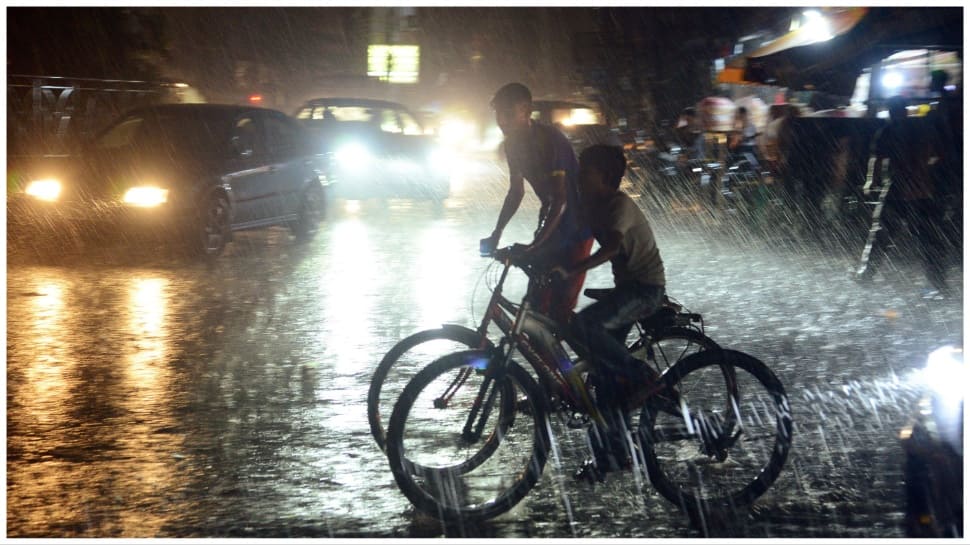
<box><xmin>592</xmin><ymin>192</ymin><xmax>665</xmax><ymax>287</ymax></box>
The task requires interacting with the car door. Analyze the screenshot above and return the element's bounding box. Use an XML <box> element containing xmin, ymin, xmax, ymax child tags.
<box><xmin>263</xmin><ymin>110</ymin><xmax>313</xmax><ymax>220</ymax></box>
<box><xmin>224</xmin><ymin>112</ymin><xmax>276</xmax><ymax>225</ymax></box>
<box><xmin>397</xmin><ymin>108</ymin><xmax>434</xmax><ymax>167</ymax></box>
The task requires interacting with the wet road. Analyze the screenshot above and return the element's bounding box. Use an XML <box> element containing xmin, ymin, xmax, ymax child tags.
<box><xmin>6</xmin><ymin>152</ymin><xmax>963</xmax><ymax>538</ymax></box>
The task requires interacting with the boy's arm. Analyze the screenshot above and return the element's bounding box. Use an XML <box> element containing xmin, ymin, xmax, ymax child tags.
<box><xmin>554</xmin><ymin>229</ymin><xmax>621</xmax><ymax>278</ymax></box>
<box><xmin>524</xmin><ymin>171</ymin><xmax>567</xmax><ymax>253</ymax></box>
<box><xmin>484</xmin><ymin>171</ymin><xmax>525</xmax><ymax>249</ymax></box>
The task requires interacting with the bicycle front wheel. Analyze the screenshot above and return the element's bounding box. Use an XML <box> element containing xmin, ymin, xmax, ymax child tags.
<box><xmin>638</xmin><ymin>348</ymin><xmax>793</xmax><ymax>516</ymax></box>
<box><xmin>368</xmin><ymin>326</ymin><xmax>490</xmax><ymax>452</ymax></box>
<box><xmin>385</xmin><ymin>350</ymin><xmax>550</xmax><ymax>522</ymax></box>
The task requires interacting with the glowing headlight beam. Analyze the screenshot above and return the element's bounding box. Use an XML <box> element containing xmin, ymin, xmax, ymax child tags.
<box><xmin>123</xmin><ymin>186</ymin><xmax>169</xmax><ymax>207</ymax></box>
<box><xmin>438</xmin><ymin>119</ymin><xmax>475</xmax><ymax>143</ymax></box>
<box><xmin>429</xmin><ymin>148</ymin><xmax>452</xmax><ymax>170</ymax></box>
<box><xmin>923</xmin><ymin>345</ymin><xmax>965</xmax><ymax>406</ymax></box>
<box><xmin>335</xmin><ymin>143</ymin><xmax>372</xmax><ymax>169</ymax></box>
<box><xmin>25</xmin><ymin>179</ymin><xmax>62</xmax><ymax>201</ymax></box>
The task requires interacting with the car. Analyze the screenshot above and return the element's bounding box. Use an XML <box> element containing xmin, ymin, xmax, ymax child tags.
<box><xmin>293</xmin><ymin>98</ymin><xmax>450</xmax><ymax>200</ymax></box>
<box><xmin>8</xmin><ymin>103</ymin><xmax>330</xmax><ymax>257</ymax></box>
<box><xmin>530</xmin><ymin>99</ymin><xmax>621</xmax><ymax>153</ymax></box>
<box><xmin>900</xmin><ymin>345</ymin><xmax>964</xmax><ymax>538</ymax></box>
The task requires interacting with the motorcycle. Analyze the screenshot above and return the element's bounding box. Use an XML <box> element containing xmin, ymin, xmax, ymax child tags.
<box><xmin>718</xmin><ymin>150</ymin><xmax>780</xmax><ymax>225</ymax></box>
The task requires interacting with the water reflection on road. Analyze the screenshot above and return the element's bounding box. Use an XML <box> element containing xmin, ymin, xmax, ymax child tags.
<box><xmin>6</xmin><ymin>165</ymin><xmax>542</xmax><ymax>537</ymax></box>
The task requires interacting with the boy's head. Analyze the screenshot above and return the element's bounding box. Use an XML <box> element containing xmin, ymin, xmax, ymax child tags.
<box><xmin>491</xmin><ymin>83</ymin><xmax>532</xmax><ymax>136</ymax></box>
<box><xmin>579</xmin><ymin>145</ymin><xmax>627</xmax><ymax>196</ymax></box>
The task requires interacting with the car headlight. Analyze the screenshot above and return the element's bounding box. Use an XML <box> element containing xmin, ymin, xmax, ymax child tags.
<box><xmin>25</xmin><ymin>179</ymin><xmax>62</xmax><ymax>201</ymax></box>
<box><xmin>437</xmin><ymin>118</ymin><xmax>475</xmax><ymax>147</ymax></box>
<box><xmin>123</xmin><ymin>186</ymin><xmax>169</xmax><ymax>207</ymax></box>
<box><xmin>923</xmin><ymin>346</ymin><xmax>964</xmax><ymax>402</ymax></box>
<box><xmin>335</xmin><ymin>143</ymin><xmax>372</xmax><ymax>169</ymax></box>
<box><xmin>920</xmin><ymin>345</ymin><xmax>964</xmax><ymax>452</ymax></box>
<box><xmin>428</xmin><ymin>148</ymin><xmax>452</xmax><ymax>170</ymax></box>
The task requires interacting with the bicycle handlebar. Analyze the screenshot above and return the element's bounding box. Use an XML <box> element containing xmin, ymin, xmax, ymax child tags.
<box><xmin>483</xmin><ymin>245</ymin><xmax>554</xmax><ymax>287</ymax></box>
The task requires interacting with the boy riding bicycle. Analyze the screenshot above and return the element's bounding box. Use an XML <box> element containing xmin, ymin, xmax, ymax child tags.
<box><xmin>551</xmin><ymin>144</ymin><xmax>678</xmax><ymax>482</ymax></box>
<box><xmin>481</xmin><ymin>83</ymin><xmax>594</xmax><ymax>326</ymax></box>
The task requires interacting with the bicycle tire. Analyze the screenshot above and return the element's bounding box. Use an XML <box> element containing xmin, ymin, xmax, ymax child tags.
<box><xmin>368</xmin><ymin>325</ymin><xmax>491</xmax><ymax>451</ymax></box>
<box><xmin>638</xmin><ymin>348</ymin><xmax>793</xmax><ymax>517</ymax></box>
<box><xmin>385</xmin><ymin>350</ymin><xmax>550</xmax><ymax>522</ymax></box>
<box><xmin>628</xmin><ymin>326</ymin><xmax>718</xmax><ymax>376</ymax></box>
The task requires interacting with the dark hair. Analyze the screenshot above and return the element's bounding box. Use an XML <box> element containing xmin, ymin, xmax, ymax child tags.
<box><xmin>580</xmin><ymin>145</ymin><xmax>627</xmax><ymax>190</ymax></box>
<box><xmin>682</xmin><ymin>106</ymin><xmax>697</xmax><ymax>117</ymax></box>
<box><xmin>491</xmin><ymin>82</ymin><xmax>532</xmax><ymax>109</ymax></box>
<box><xmin>737</xmin><ymin>106</ymin><xmax>748</xmax><ymax>116</ymax></box>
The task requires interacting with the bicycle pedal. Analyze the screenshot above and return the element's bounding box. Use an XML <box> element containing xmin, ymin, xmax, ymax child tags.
<box><xmin>515</xmin><ymin>398</ymin><xmax>533</xmax><ymax>415</ymax></box>
<box><xmin>566</xmin><ymin>413</ymin><xmax>589</xmax><ymax>429</ymax></box>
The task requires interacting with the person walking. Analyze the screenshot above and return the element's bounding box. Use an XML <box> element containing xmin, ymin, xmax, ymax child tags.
<box><xmin>855</xmin><ymin>96</ymin><xmax>948</xmax><ymax>298</ymax></box>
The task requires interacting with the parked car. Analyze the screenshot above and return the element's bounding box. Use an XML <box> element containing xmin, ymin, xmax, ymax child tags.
<box><xmin>900</xmin><ymin>345</ymin><xmax>964</xmax><ymax>538</ymax></box>
<box><xmin>8</xmin><ymin>103</ymin><xmax>329</xmax><ymax>257</ymax></box>
<box><xmin>293</xmin><ymin>98</ymin><xmax>450</xmax><ymax>200</ymax></box>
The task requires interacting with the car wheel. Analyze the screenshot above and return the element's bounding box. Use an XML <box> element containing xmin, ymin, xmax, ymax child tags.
<box><xmin>187</xmin><ymin>195</ymin><xmax>230</xmax><ymax>257</ymax></box>
<box><xmin>291</xmin><ymin>183</ymin><xmax>325</xmax><ymax>242</ymax></box>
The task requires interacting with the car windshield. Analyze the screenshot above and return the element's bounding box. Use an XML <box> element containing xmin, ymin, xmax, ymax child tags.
<box><xmin>94</xmin><ymin>110</ymin><xmax>230</xmax><ymax>157</ymax></box>
<box><xmin>296</xmin><ymin>105</ymin><xmax>377</xmax><ymax>124</ymax></box>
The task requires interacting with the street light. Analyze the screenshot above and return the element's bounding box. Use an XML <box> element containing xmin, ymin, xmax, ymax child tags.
<box><xmin>802</xmin><ymin>10</ymin><xmax>833</xmax><ymax>43</ymax></box>
<box><xmin>881</xmin><ymin>71</ymin><xmax>905</xmax><ymax>91</ymax></box>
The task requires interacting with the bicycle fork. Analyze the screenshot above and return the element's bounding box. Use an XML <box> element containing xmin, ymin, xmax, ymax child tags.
<box><xmin>458</xmin><ymin>295</ymin><xmax>534</xmax><ymax>443</ymax></box>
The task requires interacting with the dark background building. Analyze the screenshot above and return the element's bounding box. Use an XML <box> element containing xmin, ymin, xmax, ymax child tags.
<box><xmin>7</xmin><ymin>7</ymin><xmax>794</xmax><ymax>121</ymax></box>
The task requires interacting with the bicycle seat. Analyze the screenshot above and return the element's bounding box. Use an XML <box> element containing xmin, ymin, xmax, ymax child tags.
<box><xmin>583</xmin><ymin>288</ymin><xmax>683</xmax><ymax>313</ymax></box>
<box><xmin>583</xmin><ymin>288</ymin><xmax>613</xmax><ymax>300</ymax></box>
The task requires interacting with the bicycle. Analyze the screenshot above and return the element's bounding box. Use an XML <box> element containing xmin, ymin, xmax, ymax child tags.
<box><xmin>368</xmin><ymin>248</ymin><xmax>717</xmax><ymax>453</ymax></box>
<box><xmin>383</xmin><ymin>251</ymin><xmax>794</xmax><ymax>523</ymax></box>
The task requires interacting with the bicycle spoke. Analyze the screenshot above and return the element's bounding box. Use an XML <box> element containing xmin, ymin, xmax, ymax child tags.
<box><xmin>386</xmin><ymin>352</ymin><xmax>548</xmax><ymax>520</ymax></box>
<box><xmin>369</xmin><ymin>328</ymin><xmax>487</xmax><ymax>451</ymax></box>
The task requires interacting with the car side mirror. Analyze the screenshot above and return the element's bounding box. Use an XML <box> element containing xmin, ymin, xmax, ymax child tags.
<box><xmin>230</xmin><ymin>135</ymin><xmax>254</xmax><ymax>158</ymax></box>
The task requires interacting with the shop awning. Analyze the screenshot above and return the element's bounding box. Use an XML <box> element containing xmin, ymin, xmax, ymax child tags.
<box><xmin>735</xmin><ymin>7</ymin><xmax>963</xmax><ymax>96</ymax></box>
<box><xmin>717</xmin><ymin>7</ymin><xmax>867</xmax><ymax>86</ymax></box>
<box><xmin>749</xmin><ymin>7</ymin><xmax>868</xmax><ymax>59</ymax></box>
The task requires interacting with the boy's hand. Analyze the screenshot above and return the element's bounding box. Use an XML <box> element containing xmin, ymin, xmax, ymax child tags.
<box><xmin>479</xmin><ymin>232</ymin><xmax>500</xmax><ymax>256</ymax></box>
<box><xmin>512</xmin><ymin>242</ymin><xmax>532</xmax><ymax>257</ymax></box>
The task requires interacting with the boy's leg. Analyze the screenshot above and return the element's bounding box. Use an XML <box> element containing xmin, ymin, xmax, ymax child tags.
<box><xmin>571</xmin><ymin>285</ymin><xmax>662</xmax><ymax>380</ymax></box>
<box><xmin>536</xmin><ymin>236</ymin><xmax>594</xmax><ymax>324</ymax></box>
<box><xmin>577</xmin><ymin>375</ymin><xmax>633</xmax><ymax>481</ymax></box>
<box><xmin>572</xmin><ymin>285</ymin><xmax>665</xmax><ymax>481</ymax></box>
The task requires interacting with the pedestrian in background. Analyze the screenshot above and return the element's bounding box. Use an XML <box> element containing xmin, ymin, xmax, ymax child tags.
<box><xmin>855</xmin><ymin>96</ymin><xmax>948</xmax><ymax>298</ymax></box>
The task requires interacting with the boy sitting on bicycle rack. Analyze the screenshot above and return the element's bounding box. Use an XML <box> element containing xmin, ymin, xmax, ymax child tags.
<box><xmin>551</xmin><ymin>144</ymin><xmax>678</xmax><ymax>483</ymax></box>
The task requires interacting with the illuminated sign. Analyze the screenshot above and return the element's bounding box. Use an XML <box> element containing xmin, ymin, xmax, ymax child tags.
<box><xmin>367</xmin><ymin>45</ymin><xmax>420</xmax><ymax>84</ymax></box>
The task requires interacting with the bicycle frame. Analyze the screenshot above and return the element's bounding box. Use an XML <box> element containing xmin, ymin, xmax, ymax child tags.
<box><xmin>455</xmin><ymin>256</ymin><xmax>603</xmax><ymax>442</ymax></box>
<box><xmin>447</xmin><ymin>253</ymin><xmax>709</xmax><ymax>443</ymax></box>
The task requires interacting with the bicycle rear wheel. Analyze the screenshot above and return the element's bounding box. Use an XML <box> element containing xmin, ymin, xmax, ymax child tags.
<box><xmin>368</xmin><ymin>326</ymin><xmax>490</xmax><ymax>452</ymax></box>
<box><xmin>385</xmin><ymin>350</ymin><xmax>550</xmax><ymax>522</ymax></box>
<box><xmin>628</xmin><ymin>326</ymin><xmax>717</xmax><ymax>376</ymax></box>
<box><xmin>637</xmin><ymin>348</ymin><xmax>793</xmax><ymax>516</ymax></box>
